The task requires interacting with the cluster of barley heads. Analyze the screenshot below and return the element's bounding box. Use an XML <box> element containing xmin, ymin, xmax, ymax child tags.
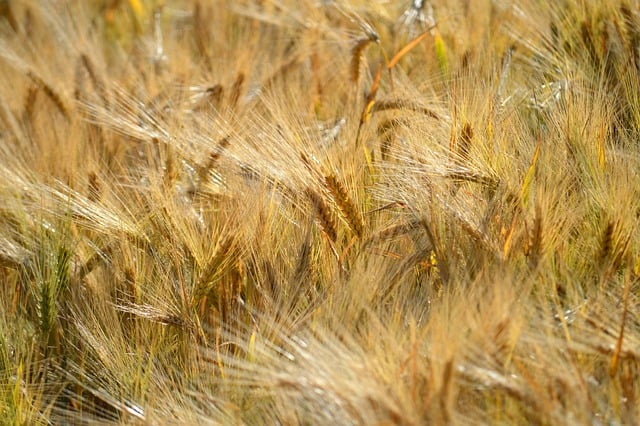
<box><xmin>0</xmin><ymin>0</ymin><xmax>639</xmax><ymax>424</ymax></box>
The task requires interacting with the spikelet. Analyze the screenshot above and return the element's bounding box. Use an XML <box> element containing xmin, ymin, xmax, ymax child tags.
<box><xmin>443</xmin><ymin>170</ymin><xmax>498</xmax><ymax>189</ymax></box>
<box><xmin>76</xmin><ymin>241</ymin><xmax>113</xmax><ymax>282</ymax></box>
<box><xmin>351</xmin><ymin>36</ymin><xmax>377</xmax><ymax>83</ymax></box>
<box><xmin>449</xmin><ymin>121</ymin><xmax>475</xmax><ymax>194</ymax></box>
<box><xmin>457</xmin><ymin>122</ymin><xmax>473</xmax><ymax>163</ymax></box>
<box><xmin>439</xmin><ymin>358</ymin><xmax>454</xmax><ymax>424</ymax></box>
<box><xmin>291</xmin><ymin>222</ymin><xmax>313</xmax><ymax>284</ymax></box>
<box><xmin>0</xmin><ymin>0</ymin><xmax>18</xmax><ymax>32</ymax></box>
<box><xmin>208</xmin><ymin>84</ymin><xmax>224</xmax><ymax>102</ymax></box>
<box><xmin>87</xmin><ymin>171</ymin><xmax>101</xmax><ymax>202</ymax></box>
<box><xmin>324</xmin><ymin>174</ymin><xmax>364</xmax><ymax>239</ymax></box>
<box><xmin>580</xmin><ymin>20</ymin><xmax>599</xmax><ymax>67</ymax></box>
<box><xmin>261</xmin><ymin>57</ymin><xmax>300</xmax><ymax>92</ymax></box>
<box><xmin>192</xmin><ymin>1</ymin><xmax>212</xmax><ymax>68</ymax></box>
<box><xmin>364</xmin><ymin>219</ymin><xmax>422</xmax><ymax>248</ymax></box>
<box><xmin>199</xmin><ymin>136</ymin><xmax>231</xmax><ymax>182</ymax></box>
<box><xmin>496</xmin><ymin>46</ymin><xmax>514</xmax><ymax>104</ymax></box>
<box><xmin>23</xmin><ymin>84</ymin><xmax>39</xmax><ymax>123</ymax></box>
<box><xmin>526</xmin><ymin>205</ymin><xmax>543</xmax><ymax>269</ymax></box>
<box><xmin>207</xmin><ymin>136</ymin><xmax>231</xmax><ymax>167</ymax></box>
<box><xmin>205</xmin><ymin>84</ymin><xmax>224</xmax><ymax>109</ymax></box>
<box><xmin>372</xmin><ymin>99</ymin><xmax>440</xmax><ymax>120</ymax></box>
<box><xmin>193</xmin><ymin>236</ymin><xmax>236</xmax><ymax>310</ymax></box>
<box><xmin>620</xmin><ymin>4</ymin><xmax>640</xmax><ymax>70</ymax></box>
<box><xmin>305</xmin><ymin>188</ymin><xmax>337</xmax><ymax>242</ymax></box>
<box><xmin>163</xmin><ymin>146</ymin><xmax>177</xmax><ymax>189</ymax></box>
<box><xmin>433</xmin><ymin>30</ymin><xmax>449</xmax><ymax>76</ymax></box>
<box><xmin>377</xmin><ymin>118</ymin><xmax>408</xmax><ymax>160</ymax></box>
<box><xmin>609</xmin><ymin>268</ymin><xmax>632</xmax><ymax>377</ymax></box>
<box><xmin>520</xmin><ymin>138</ymin><xmax>541</xmax><ymax>209</ymax></box>
<box><xmin>229</xmin><ymin>72</ymin><xmax>245</xmax><ymax>107</ymax></box>
<box><xmin>599</xmin><ymin>220</ymin><xmax>615</xmax><ymax>265</ymax></box>
<box><xmin>26</xmin><ymin>70</ymin><xmax>70</xmax><ymax>119</ymax></box>
<box><xmin>598</xmin><ymin>219</ymin><xmax>631</xmax><ymax>278</ymax></box>
<box><xmin>80</xmin><ymin>53</ymin><xmax>109</xmax><ymax>108</ymax></box>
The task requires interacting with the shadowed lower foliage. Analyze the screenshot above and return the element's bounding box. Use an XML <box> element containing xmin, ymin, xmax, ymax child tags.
<box><xmin>0</xmin><ymin>0</ymin><xmax>640</xmax><ymax>424</ymax></box>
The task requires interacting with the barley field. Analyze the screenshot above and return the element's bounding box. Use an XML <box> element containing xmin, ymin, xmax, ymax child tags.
<box><xmin>1</xmin><ymin>0</ymin><xmax>639</xmax><ymax>424</ymax></box>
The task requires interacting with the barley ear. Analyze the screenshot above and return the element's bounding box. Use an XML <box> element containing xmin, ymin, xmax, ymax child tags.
<box><xmin>324</xmin><ymin>175</ymin><xmax>364</xmax><ymax>239</ymax></box>
<box><xmin>229</xmin><ymin>72</ymin><xmax>245</xmax><ymax>107</ymax></box>
<box><xmin>306</xmin><ymin>188</ymin><xmax>337</xmax><ymax>242</ymax></box>
<box><xmin>350</xmin><ymin>38</ymin><xmax>373</xmax><ymax>83</ymax></box>
<box><xmin>87</xmin><ymin>171</ymin><xmax>101</xmax><ymax>202</ymax></box>
<box><xmin>26</xmin><ymin>70</ymin><xmax>70</xmax><ymax>120</ymax></box>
